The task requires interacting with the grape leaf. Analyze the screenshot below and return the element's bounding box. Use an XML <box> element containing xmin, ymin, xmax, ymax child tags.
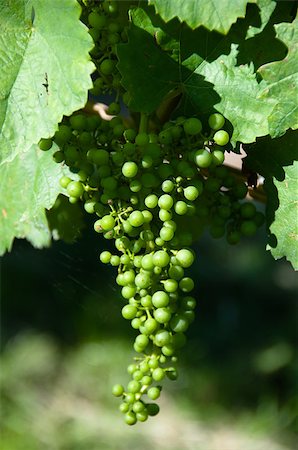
<box><xmin>119</xmin><ymin>12</ymin><xmax>275</xmax><ymax>143</ymax></box>
<box><xmin>269</xmin><ymin>162</ymin><xmax>298</xmax><ymax>270</ymax></box>
<box><xmin>186</xmin><ymin>45</ymin><xmax>275</xmax><ymax>143</ymax></box>
<box><xmin>257</xmin><ymin>18</ymin><xmax>298</xmax><ymax>137</ymax></box>
<box><xmin>244</xmin><ymin>130</ymin><xmax>298</xmax><ymax>269</ymax></box>
<box><xmin>149</xmin><ymin>0</ymin><xmax>254</xmax><ymax>34</ymax></box>
<box><xmin>246</xmin><ymin>0</ymin><xmax>276</xmax><ymax>39</ymax></box>
<box><xmin>0</xmin><ymin>0</ymin><xmax>95</xmax><ymax>164</ymax></box>
<box><xmin>0</xmin><ymin>145</ymin><xmax>68</xmax><ymax>255</ymax></box>
<box><xmin>117</xmin><ymin>25</ymin><xmax>180</xmax><ymax>113</ymax></box>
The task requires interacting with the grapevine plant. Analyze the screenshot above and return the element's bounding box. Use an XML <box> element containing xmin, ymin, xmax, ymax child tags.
<box><xmin>0</xmin><ymin>0</ymin><xmax>297</xmax><ymax>426</ymax></box>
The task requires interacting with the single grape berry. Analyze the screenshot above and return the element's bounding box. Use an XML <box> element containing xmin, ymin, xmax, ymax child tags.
<box><xmin>194</xmin><ymin>149</ymin><xmax>212</xmax><ymax>168</ymax></box>
<box><xmin>183</xmin><ymin>117</ymin><xmax>202</xmax><ymax>135</ymax></box>
<box><xmin>208</xmin><ymin>113</ymin><xmax>225</xmax><ymax>130</ymax></box>
<box><xmin>122</xmin><ymin>161</ymin><xmax>138</xmax><ymax>178</ymax></box>
<box><xmin>38</xmin><ymin>138</ymin><xmax>52</xmax><ymax>151</ymax></box>
<box><xmin>214</xmin><ymin>130</ymin><xmax>229</xmax><ymax>146</ymax></box>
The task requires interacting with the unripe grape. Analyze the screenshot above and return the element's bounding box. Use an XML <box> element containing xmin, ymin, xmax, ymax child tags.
<box><xmin>152</xmin><ymin>291</ymin><xmax>169</xmax><ymax>308</ymax></box>
<box><xmin>112</xmin><ymin>384</ymin><xmax>124</xmax><ymax>397</ymax></box>
<box><xmin>147</xmin><ymin>387</ymin><xmax>160</xmax><ymax>400</ymax></box>
<box><xmin>194</xmin><ymin>149</ymin><xmax>212</xmax><ymax>168</ymax></box>
<box><xmin>122</xmin><ymin>161</ymin><xmax>138</xmax><ymax>178</ymax></box>
<box><xmin>38</xmin><ymin>138</ymin><xmax>52</xmax><ymax>151</ymax></box>
<box><xmin>100</xmin><ymin>59</ymin><xmax>116</xmax><ymax>75</ymax></box>
<box><xmin>67</xmin><ymin>181</ymin><xmax>84</xmax><ymax>198</ymax></box>
<box><xmin>100</xmin><ymin>250</ymin><xmax>112</xmax><ymax>264</ymax></box>
<box><xmin>176</xmin><ymin>249</ymin><xmax>194</xmax><ymax>268</ymax></box>
<box><xmin>122</xmin><ymin>304</ymin><xmax>137</xmax><ymax>320</ymax></box>
<box><xmin>152</xmin><ymin>368</ymin><xmax>165</xmax><ymax>381</ymax></box>
<box><xmin>152</xmin><ymin>250</ymin><xmax>170</xmax><ymax>267</ymax></box>
<box><xmin>208</xmin><ymin>113</ymin><xmax>225</xmax><ymax>130</ymax></box>
<box><xmin>214</xmin><ymin>130</ymin><xmax>229</xmax><ymax>146</ymax></box>
<box><xmin>183</xmin><ymin>117</ymin><xmax>202</xmax><ymax>135</ymax></box>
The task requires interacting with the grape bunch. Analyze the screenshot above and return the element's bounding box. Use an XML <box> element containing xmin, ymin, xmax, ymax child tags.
<box><xmin>79</xmin><ymin>0</ymin><xmax>129</xmax><ymax>108</ymax></box>
<box><xmin>38</xmin><ymin>0</ymin><xmax>264</xmax><ymax>425</ymax></box>
<box><xmin>39</xmin><ymin>107</ymin><xmax>264</xmax><ymax>424</ymax></box>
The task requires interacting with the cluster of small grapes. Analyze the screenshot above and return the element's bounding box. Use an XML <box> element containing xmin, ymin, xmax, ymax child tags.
<box><xmin>39</xmin><ymin>109</ymin><xmax>264</xmax><ymax>424</ymax></box>
<box><xmin>80</xmin><ymin>0</ymin><xmax>129</xmax><ymax>109</ymax></box>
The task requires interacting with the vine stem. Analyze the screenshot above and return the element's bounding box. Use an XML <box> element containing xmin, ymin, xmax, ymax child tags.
<box><xmin>139</xmin><ymin>112</ymin><xmax>149</xmax><ymax>134</ymax></box>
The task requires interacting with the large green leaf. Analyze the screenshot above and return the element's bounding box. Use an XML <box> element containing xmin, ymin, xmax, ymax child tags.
<box><xmin>258</xmin><ymin>18</ymin><xmax>298</xmax><ymax>137</ymax></box>
<box><xmin>245</xmin><ymin>0</ymin><xmax>276</xmax><ymax>39</ymax></box>
<box><xmin>0</xmin><ymin>146</ymin><xmax>68</xmax><ymax>254</ymax></box>
<box><xmin>244</xmin><ymin>130</ymin><xmax>298</xmax><ymax>269</ymax></box>
<box><xmin>268</xmin><ymin>162</ymin><xmax>298</xmax><ymax>270</ymax></box>
<box><xmin>149</xmin><ymin>0</ymin><xmax>254</xmax><ymax>34</ymax></box>
<box><xmin>118</xmin><ymin>10</ymin><xmax>275</xmax><ymax>143</ymax></box>
<box><xmin>117</xmin><ymin>24</ymin><xmax>180</xmax><ymax>113</ymax></box>
<box><xmin>0</xmin><ymin>0</ymin><xmax>94</xmax><ymax>163</ymax></box>
<box><xmin>187</xmin><ymin>45</ymin><xmax>275</xmax><ymax>143</ymax></box>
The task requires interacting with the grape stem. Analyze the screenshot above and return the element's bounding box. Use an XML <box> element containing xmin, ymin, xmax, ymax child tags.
<box><xmin>139</xmin><ymin>113</ymin><xmax>149</xmax><ymax>134</ymax></box>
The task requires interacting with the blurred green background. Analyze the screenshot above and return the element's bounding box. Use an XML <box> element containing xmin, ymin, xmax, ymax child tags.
<box><xmin>1</xmin><ymin>214</ymin><xmax>297</xmax><ymax>450</ymax></box>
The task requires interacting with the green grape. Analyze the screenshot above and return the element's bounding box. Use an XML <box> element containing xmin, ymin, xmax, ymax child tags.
<box><xmin>88</xmin><ymin>11</ymin><xmax>106</xmax><ymax>29</ymax></box>
<box><xmin>129</xmin><ymin>210</ymin><xmax>144</xmax><ymax>227</ymax></box>
<box><xmin>38</xmin><ymin>138</ymin><xmax>52</xmax><ymax>151</ymax></box>
<box><xmin>152</xmin><ymin>291</ymin><xmax>169</xmax><ymax>308</ymax></box>
<box><xmin>100</xmin><ymin>59</ymin><xmax>116</xmax><ymax>75</ymax></box>
<box><xmin>162</xmin><ymin>180</ymin><xmax>174</xmax><ymax>193</ymax></box>
<box><xmin>69</xmin><ymin>114</ymin><xmax>86</xmax><ymax>130</ymax></box>
<box><xmin>112</xmin><ymin>384</ymin><xmax>124</xmax><ymax>397</ymax></box>
<box><xmin>122</xmin><ymin>305</ymin><xmax>137</xmax><ymax>320</ymax></box>
<box><xmin>240</xmin><ymin>220</ymin><xmax>257</xmax><ymax>236</ymax></box>
<box><xmin>159</xmin><ymin>209</ymin><xmax>172</xmax><ymax>222</ymax></box>
<box><xmin>179</xmin><ymin>277</ymin><xmax>194</xmax><ymax>292</ymax></box>
<box><xmin>176</xmin><ymin>249</ymin><xmax>194</xmax><ymax>268</ymax></box>
<box><xmin>152</xmin><ymin>250</ymin><xmax>170</xmax><ymax>268</ymax></box>
<box><xmin>100</xmin><ymin>250</ymin><xmax>112</xmax><ymax>264</ymax></box>
<box><xmin>119</xmin><ymin>402</ymin><xmax>129</xmax><ymax>413</ymax></box>
<box><xmin>144</xmin><ymin>318</ymin><xmax>158</xmax><ymax>334</ymax></box>
<box><xmin>135</xmin><ymin>133</ymin><xmax>149</xmax><ymax>146</ymax></box>
<box><xmin>152</xmin><ymin>368</ymin><xmax>165</xmax><ymax>381</ymax></box>
<box><xmin>101</xmin><ymin>214</ymin><xmax>115</xmax><ymax>231</ymax></box>
<box><xmin>168</xmin><ymin>265</ymin><xmax>184</xmax><ymax>280</ymax></box>
<box><xmin>170</xmin><ymin>314</ymin><xmax>189</xmax><ymax>333</ymax></box>
<box><xmin>153</xmin><ymin>308</ymin><xmax>171</xmax><ymax>324</ymax></box>
<box><xmin>214</xmin><ymin>130</ymin><xmax>229</xmax><ymax>146</ymax></box>
<box><xmin>159</xmin><ymin>130</ymin><xmax>172</xmax><ymax>144</ymax></box>
<box><xmin>175</xmin><ymin>201</ymin><xmax>188</xmax><ymax>215</ymax></box>
<box><xmin>163</xmin><ymin>279</ymin><xmax>178</xmax><ymax>293</ymax></box>
<box><xmin>147</xmin><ymin>387</ymin><xmax>160</xmax><ymax>400</ymax></box>
<box><xmin>67</xmin><ymin>181</ymin><xmax>84</xmax><ymax>198</ymax></box>
<box><xmin>240</xmin><ymin>202</ymin><xmax>256</xmax><ymax>219</ymax></box>
<box><xmin>122</xmin><ymin>161</ymin><xmax>138</xmax><ymax>178</ymax></box>
<box><xmin>159</xmin><ymin>227</ymin><xmax>174</xmax><ymax>241</ymax></box>
<box><xmin>135</xmin><ymin>272</ymin><xmax>151</xmax><ymax>289</ymax></box>
<box><xmin>141</xmin><ymin>254</ymin><xmax>154</xmax><ymax>270</ymax></box>
<box><xmin>184</xmin><ymin>186</ymin><xmax>199</xmax><ymax>201</ymax></box>
<box><xmin>59</xmin><ymin>176</ymin><xmax>71</xmax><ymax>189</ymax></box>
<box><xmin>125</xmin><ymin>411</ymin><xmax>137</xmax><ymax>425</ymax></box>
<box><xmin>127</xmin><ymin>380</ymin><xmax>141</xmax><ymax>394</ymax></box>
<box><xmin>158</xmin><ymin>194</ymin><xmax>173</xmax><ymax>210</ymax></box>
<box><xmin>145</xmin><ymin>194</ymin><xmax>158</xmax><ymax>209</ymax></box>
<box><xmin>183</xmin><ymin>117</ymin><xmax>202</xmax><ymax>135</ymax></box>
<box><xmin>110</xmin><ymin>255</ymin><xmax>120</xmax><ymax>266</ymax></box>
<box><xmin>208</xmin><ymin>113</ymin><xmax>225</xmax><ymax>130</ymax></box>
<box><xmin>212</xmin><ymin>149</ymin><xmax>225</xmax><ymax>166</ymax></box>
<box><xmin>194</xmin><ymin>149</ymin><xmax>212</xmax><ymax>168</ymax></box>
<box><xmin>135</xmin><ymin>334</ymin><xmax>149</xmax><ymax>350</ymax></box>
<box><xmin>54</xmin><ymin>125</ymin><xmax>72</xmax><ymax>145</ymax></box>
<box><xmin>154</xmin><ymin>329</ymin><xmax>171</xmax><ymax>347</ymax></box>
<box><xmin>146</xmin><ymin>403</ymin><xmax>160</xmax><ymax>416</ymax></box>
